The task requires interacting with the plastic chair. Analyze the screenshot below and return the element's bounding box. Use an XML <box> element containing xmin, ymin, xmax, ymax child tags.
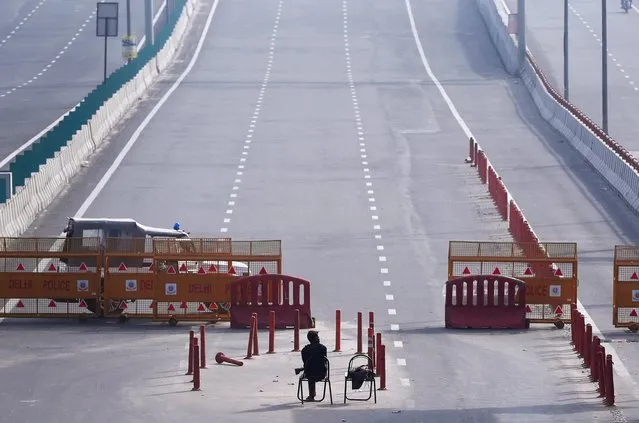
<box><xmin>297</xmin><ymin>357</ymin><xmax>333</xmax><ymax>404</ymax></box>
<box><xmin>344</xmin><ymin>353</ymin><xmax>376</xmax><ymax>404</ymax></box>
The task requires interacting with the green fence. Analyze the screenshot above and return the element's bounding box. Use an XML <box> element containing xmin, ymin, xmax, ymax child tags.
<box><xmin>1</xmin><ymin>0</ymin><xmax>188</xmax><ymax>203</ymax></box>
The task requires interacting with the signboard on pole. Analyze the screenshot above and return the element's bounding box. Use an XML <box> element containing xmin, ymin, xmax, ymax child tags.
<box><xmin>96</xmin><ymin>2</ymin><xmax>119</xmax><ymax>82</ymax></box>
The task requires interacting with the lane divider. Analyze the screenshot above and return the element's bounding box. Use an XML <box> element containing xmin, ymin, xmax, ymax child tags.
<box><xmin>568</xmin><ymin>4</ymin><xmax>639</xmax><ymax>92</ymax></box>
<box><xmin>478</xmin><ymin>0</ymin><xmax>639</xmax><ymax>407</ymax></box>
<box><xmin>0</xmin><ymin>0</ymin><xmax>199</xmax><ymax>237</ymax></box>
<box><xmin>0</xmin><ymin>4</ymin><xmax>102</xmax><ymax>99</ymax></box>
<box><xmin>0</xmin><ymin>0</ymin><xmax>48</xmax><ymax>48</ymax></box>
<box><xmin>343</xmin><ymin>0</ymin><xmax>411</xmax><ymax>393</ymax></box>
<box><xmin>218</xmin><ymin>0</ymin><xmax>283</xmax><ymax>234</ymax></box>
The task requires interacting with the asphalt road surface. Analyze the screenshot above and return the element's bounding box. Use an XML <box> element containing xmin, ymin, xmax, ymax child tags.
<box><xmin>505</xmin><ymin>0</ymin><xmax>639</xmax><ymax>155</ymax></box>
<box><xmin>5</xmin><ymin>0</ymin><xmax>639</xmax><ymax>421</ymax></box>
<box><xmin>0</xmin><ymin>0</ymin><xmax>166</xmax><ymax>163</ymax></box>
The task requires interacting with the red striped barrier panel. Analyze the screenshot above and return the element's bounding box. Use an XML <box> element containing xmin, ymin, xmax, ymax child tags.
<box><xmin>229</xmin><ymin>274</ymin><xmax>312</xmax><ymax>330</ymax></box>
<box><xmin>445</xmin><ymin>275</ymin><xmax>528</xmax><ymax>329</ymax></box>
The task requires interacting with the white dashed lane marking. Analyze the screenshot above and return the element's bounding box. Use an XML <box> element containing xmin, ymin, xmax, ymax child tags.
<box><xmin>0</xmin><ymin>0</ymin><xmax>48</xmax><ymax>47</ymax></box>
<box><xmin>569</xmin><ymin>4</ymin><xmax>639</xmax><ymax>92</ymax></box>
<box><xmin>0</xmin><ymin>5</ymin><xmax>101</xmax><ymax>100</ymax></box>
<box><xmin>219</xmin><ymin>0</ymin><xmax>284</xmax><ymax>233</ymax></box>
<box><xmin>343</xmin><ymin>0</ymin><xmax>408</xmax><ymax>388</ymax></box>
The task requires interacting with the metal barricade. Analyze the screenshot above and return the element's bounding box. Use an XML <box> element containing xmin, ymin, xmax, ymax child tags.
<box><xmin>448</xmin><ymin>241</ymin><xmax>578</xmax><ymax>327</ymax></box>
<box><xmin>103</xmin><ymin>238</ymin><xmax>157</xmax><ymax>319</ymax></box>
<box><xmin>613</xmin><ymin>245</ymin><xmax>639</xmax><ymax>332</ymax></box>
<box><xmin>150</xmin><ymin>238</ymin><xmax>282</xmax><ymax>325</ymax></box>
<box><xmin>0</xmin><ymin>237</ymin><xmax>101</xmax><ymax>318</ymax></box>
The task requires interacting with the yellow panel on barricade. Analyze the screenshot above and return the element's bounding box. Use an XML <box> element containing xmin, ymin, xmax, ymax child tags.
<box><xmin>613</xmin><ymin>245</ymin><xmax>639</xmax><ymax>331</ymax></box>
<box><xmin>0</xmin><ymin>237</ymin><xmax>102</xmax><ymax>317</ymax></box>
<box><xmin>150</xmin><ymin>238</ymin><xmax>283</xmax><ymax>324</ymax></box>
<box><xmin>102</xmin><ymin>237</ymin><xmax>159</xmax><ymax>318</ymax></box>
<box><xmin>102</xmin><ymin>237</ymin><xmax>284</xmax><ymax>325</ymax></box>
<box><xmin>448</xmin><ymin>241</ymin><xmax>578</xmax><ymax>326</ymax></box>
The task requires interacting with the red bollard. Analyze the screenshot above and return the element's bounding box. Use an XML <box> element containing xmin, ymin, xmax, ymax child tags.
<box><xmin>375</xmin><ymin>332</ymin><xmax>382</xmax><ymax>372</ymax></box>
<box><xmin>605</xmin><ymin>354</ymin><xmax>615</xmax><ymax>406</ymax></box>
<box><xmin>268</xmin><ymin>310</ymin><xmax>275</xmax><ymax>354</ymax></box>
<box><xmin>578</xmin><ymin>314</ymin><xmax>586</xmax><ymax>357</ymax></box>
<box><xmin>590</xmin><ymin>336</ymin><xmax>601</xmax><ymax>381</ymax></box>
<box><xmin>246</xmin><ymin>316</ymin><xmax>256</xmax><ymax>359</ymax></box>
<box><xmin>584</xmin><ymin>324</ymin><xmax>592</xmax><ymax>368</ymax></box>
<box><xmin>473</xmin><ymin>143</ymin><xmax>478</xmax><ymax>168</ymax></box>
<box><xmin>598</xmin><ymin>348</ymin><xmax>606</xmax><ymax>397</ymax></box>
<box><xmin>468</xmin><ymin>137</ymin><xmax>474</xmax><ymax>164</ymax></box>
<box><xmin>215</xmin><ymin>352</ymin><xmax>244</xmax><ymax>366</ymax></box>
<box><xmin>186</xmin><ymin>330</ymin><xmax>194</xmax><ymax>375</ymax></box>
<box><xmin>334</xmin><ymin>309</ymin><xmax>341</xmax><ymax>352</ymax></box>
<box><xmin>368</xmin><ymin>312</ymin><xmax>375</xmax><ymax>367</ymax></box>
<box><xmin>357</xmin><ymin>312</ymin><xmax>363</xmax><ymax>354</ymax></box>
<box><xmin>293</xmin><ymin>308</ymin><xmax>300</xmax><ymax>352</ymax></box>
<box><xmin>199</xmin><ymin>325</ymin><xmax>207</xmax><ymax>369</ymax></box>
<box><xmin>378</xmin><ymin>344</ymin><xmax>386</xmax><ymax>390</ymax></box>
<box><xmin>369</xmin><ymin>311</ymin><xmax>375</xmax><ymax>335</ymax></box>
<box><xmin>252</xmin><ymin>313</ymin><xmax>259</xmax><ymax>356</ymax></box>
<box><xmin>367</xmin><ymin>327</ymin><xmax>375</xmax><ymax>371</ymax></box>
<box><xmin>192</xmin><ymin>338</ymin><xmax>201</xmax><ymax>391</ymax></box>
<box><xmin>570</xmin><ymin>303</ymin><xmax>577</xmax><ymax>345</ymax></box>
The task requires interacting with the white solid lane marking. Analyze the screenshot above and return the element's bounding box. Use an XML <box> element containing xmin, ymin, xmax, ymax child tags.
<box><xmin>73</xmin><ymin>0</ymin><xmax>221</xmax><ymax>218</ymax></box>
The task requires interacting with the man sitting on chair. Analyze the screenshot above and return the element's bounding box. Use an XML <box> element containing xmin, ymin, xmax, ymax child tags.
<box><xmin>300</xmin><ymin>330</ymin><xmax>327</xmax><ymax>402</ymax></box>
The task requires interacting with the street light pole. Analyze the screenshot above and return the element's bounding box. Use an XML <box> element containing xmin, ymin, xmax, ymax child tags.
<box><xmin>602</xmin><ymin>0</ymin><xmax>609</xmax><ymax>133</ymax></box>
<box><xmin>126</xmin><ymin>0</ymin><xmax>132</xmax><ymax>64</ymax></box>
<box><xmin>517</xmin><ymin>0</ymin><xmax>526</xmax><ymax>71</ymax></box>
<box><xmin>563</xmin><ymin>0</ymin><xmax>569</xmax><ymax>101</ymax></box>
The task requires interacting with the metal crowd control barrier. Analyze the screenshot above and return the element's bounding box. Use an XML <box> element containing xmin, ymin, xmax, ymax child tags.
<box><xmin>613</xmin><ymin>245</ymin><xmax>639</xmax><ymax>332</ymax></box>
<box><xmin>102</xmin><ymin>238</ymin><xmax>156</xmax><ymax>320</ymax></box>
<box><xmin>444</xmin><ymin>275</ymin><xmax>528</xmax><ymax>329</ymax></box>
<box><xmin>0</xmin><ymin>237</ymin><xmax>101</xmax><ymax>318</ymax></box>
<box><xmin>103</xmin><ymin>238</ymin><xmax>283</xmax><ymax>325</ymax></box>
<box><xmin>448</xmin><ymin>241</ymin><xmax>578</xmax><ymax>328</ymax></box>
<box><xmin>229</xmin><ymin>274</ymin><xmax>312</xmax><ymax>329</ymax></box>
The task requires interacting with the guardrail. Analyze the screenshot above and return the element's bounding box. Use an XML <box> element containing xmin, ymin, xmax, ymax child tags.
<box><xmin>0</xmin><ymin>0</ymin><xmax>197</xmax><ymax>237</ymax></box>
<box><xmin>476</xmin><ymin>0</ymin><xmax>639</xmax><ymax>215</ymax></box>
<box><xmin>0</xmin><ymin>0</ymin><xmax>192</xmax><ymax>202</ymax></box>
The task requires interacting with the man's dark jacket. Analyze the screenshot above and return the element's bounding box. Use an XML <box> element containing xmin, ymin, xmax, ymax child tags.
<box><xmin>301</xmin><ymin>342</ymin><xmax>327</xmax><ymax>381</ymax></box>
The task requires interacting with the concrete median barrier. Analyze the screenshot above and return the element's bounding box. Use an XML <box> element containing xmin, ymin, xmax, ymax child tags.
<box><xmin>476</xmin><ymin>0</ymin><xmax>639</xmax><ymax>217</ymax></box>
<box><xmin>0</xmin><ymin>0</ymin><xmax>198</xmax><ymax>237</ymax></box>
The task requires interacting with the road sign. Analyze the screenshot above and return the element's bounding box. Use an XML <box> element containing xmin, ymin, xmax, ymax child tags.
<box><xmin>96</xmin><ymin>2</ymin><xmax>119</xmax><ymax>82</ymax></box>
<box><xmin>96</xmin><ymin>2</ymin><xmax>119</xmax><ymax>37</ymax></box>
